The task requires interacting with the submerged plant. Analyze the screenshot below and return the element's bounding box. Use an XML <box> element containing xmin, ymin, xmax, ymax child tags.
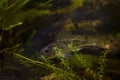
<box><xmin>1</xmin><ymin>40</ymin><xmax>109</xmax><ymax>80</ymax></box>
<box><xmin>38</xmin><ymin>41</ymin><xmax>108</xmax><ymax>80</ymax></box>
<box><xmin>97</xmin><ymin>51</ymin><xmax>108</xmax><ymax>80</ymax></box>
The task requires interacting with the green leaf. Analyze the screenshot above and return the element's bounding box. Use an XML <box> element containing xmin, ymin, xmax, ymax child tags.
<box><xmin>0</xmin><ymin>0</ymin><xmax>8</xmax><ymax>8</ymax></box>
<box><xmin>5</xmin><ymin>0</ymin><xmax>30</xmax><ymax>27</ymax></box>
<box><xmin>4</xmin><ymin>22</ymin><xmax>23</xmax><ymax>30</ymax></box>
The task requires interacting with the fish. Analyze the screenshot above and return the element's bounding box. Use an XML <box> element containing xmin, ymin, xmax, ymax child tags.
<box><xmin>39</xmin><ymin>39</ymin><xmax>102</xmax><ymax>59</ymax></box>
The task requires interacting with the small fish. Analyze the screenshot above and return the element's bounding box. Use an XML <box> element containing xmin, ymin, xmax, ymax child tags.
<box><xmin>39</xmin><ymin>39</ymin><xmax>99</xmax><ymax>59</ymax></box>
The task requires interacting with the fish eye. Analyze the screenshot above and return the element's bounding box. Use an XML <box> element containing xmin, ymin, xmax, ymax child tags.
<box><xmin>44</xmin><ymin>49</ymin><xmax>50</xmax><ymax>53</ymax></box>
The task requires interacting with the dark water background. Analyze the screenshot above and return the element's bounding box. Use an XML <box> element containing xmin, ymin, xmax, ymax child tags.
<box><xmin>0</xmin><ymin>0</ymin><xmax>120</xmax><ymax>80</ymax></box>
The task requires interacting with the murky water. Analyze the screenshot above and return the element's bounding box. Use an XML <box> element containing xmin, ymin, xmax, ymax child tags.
<box><xmin>0</xmin><ymin>0</ymin><xmax>120</xmax><ymax>80</ymax></box>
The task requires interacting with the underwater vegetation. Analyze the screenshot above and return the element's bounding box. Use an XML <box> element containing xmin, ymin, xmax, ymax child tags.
<box><xmin>0</xmin><ymin>0</ymin><xmax>120</xmax><ymax>80</ymax></box>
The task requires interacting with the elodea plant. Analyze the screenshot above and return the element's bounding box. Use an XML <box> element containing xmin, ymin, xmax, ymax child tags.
<box><xmin>1</xmin><ymin>40</ymin><xmax>108</xmax><ymax>80</ymax></box>
<box><xmin>0</xmin><ymin>42</ymin><xmax>108</xmax><ymax>80</ymax></box>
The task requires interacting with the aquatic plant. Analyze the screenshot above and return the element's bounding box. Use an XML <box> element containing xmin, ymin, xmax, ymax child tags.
<box><xmin>0</xmin><ymin>0</ymin><xmax>29</xmax><ymax>30</ymax></box>
<box><xmin>97</xmin><ymin>51</ymin><xmax>108</xmax><ymax>80</ymax></box>
<box><xmin>1</xmin><ymin>0</ymin><xmax>119</xmax><ymax>80</ymax></box>
<box><xmin>39</xmin><ymin>42</ymin><xmax>108</xmax><ymax>80</ymax></box>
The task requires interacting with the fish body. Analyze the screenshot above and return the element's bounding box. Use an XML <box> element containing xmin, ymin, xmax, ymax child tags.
<box><xmin>39</xmin><ymin>39</ymin><xmax>100</xmax><ymax>59</ymax></box>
